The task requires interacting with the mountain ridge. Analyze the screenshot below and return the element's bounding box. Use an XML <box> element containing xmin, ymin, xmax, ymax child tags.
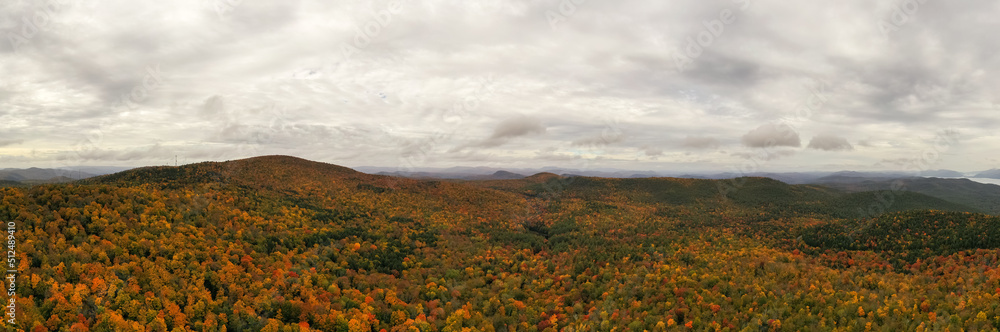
<box><xmin>82</xmin><ymin>156</ymin><xmax>991</xmax><ymax>218</ymax></box>
<box><xmin>975</xmin><ymin>168</ymin><xmax>1000</xmax><ymax>179</ymax></box>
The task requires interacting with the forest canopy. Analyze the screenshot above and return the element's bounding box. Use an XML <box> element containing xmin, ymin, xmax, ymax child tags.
<box><xmin>2</xmin><ymin>156</ymin><xmax>999</xmax><ymax>331</ymax></box>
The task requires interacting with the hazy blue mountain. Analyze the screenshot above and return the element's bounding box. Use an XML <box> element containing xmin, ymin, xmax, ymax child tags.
<box><xmin>975</xmin><ymin>169</ymin><xmax>1000</xmax><ymax>179</ymax></box>
<box><xmin>0</xmin><ymin>168</ymin><xmax>97</xmax><ymax>182</ymax></box>
<box><xmin>475</xmin><ymin>171</ymin><xmax>526</xmax><ymax>180</ymax></box>
<box><xmin>919</xmin><ymin>169</ymin><xmax>965</xmax><ymax>177</ymax></box>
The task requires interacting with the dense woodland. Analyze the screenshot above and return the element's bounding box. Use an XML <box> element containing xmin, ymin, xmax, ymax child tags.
<box><xmin>2</xmin><ymin>156</ymin><xmax>999</xmax><ymax>331</ymax></box>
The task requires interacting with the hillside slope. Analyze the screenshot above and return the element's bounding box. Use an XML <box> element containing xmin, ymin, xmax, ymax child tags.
<box><xmin>820</xmin><ymin>177</ymin><xmax>1000</xmax><ymax>215</ymax></box>
<box><xmin>85</xmin><ymin>155</ymin><xmax>366</xmax><ymax>189</ymax></box>
<box><xmin>802</xmin><ymin>210</ymin><xmax>1000</xmax><ymax>260</ymax></box>
<box><xmin>466</xmin><ymin>175</ymin><xmax>983</xmax><ymax>220</ymax></box>
<box><xmin>5</xmin><ymin>156</ymin><xmax>1000</xmax><ymax>330</ymax></box>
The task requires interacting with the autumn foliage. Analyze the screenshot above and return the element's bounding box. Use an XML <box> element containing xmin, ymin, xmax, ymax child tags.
<box><xmin>1</xmin><ymin>156</ymin><xmax>998</xmax><ymax>331</ymax></box>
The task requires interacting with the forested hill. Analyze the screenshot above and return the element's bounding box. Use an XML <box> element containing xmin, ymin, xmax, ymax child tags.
<box><xmin>819</xmin><ymin>177</ymin><xmax>1000</xmax><ymax>215</ymax></box>
<box><xmin>83</xmin><ymin>155</ymin><xmax>372</xmax><ymax>189</ymax></box>
<box><xmin>3</xmin><ymin>156</ymin><xmax>1000</xmax><ymax>331</ymax></box>
<box><xmin>470</xmin><ymin>174</ymin><xmax>983</xmax><ymax>219</ymax></box>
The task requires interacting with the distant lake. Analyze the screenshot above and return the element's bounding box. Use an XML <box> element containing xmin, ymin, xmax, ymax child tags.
<box><xmin>967</xmin><ymin>178</ymin><xmax>1000</xmax><ymax>186</ymax></box>
<box><xmin>921</xmin><ymin>177</ymin><xmax>1000</xmax><ymax>186</ymax></box>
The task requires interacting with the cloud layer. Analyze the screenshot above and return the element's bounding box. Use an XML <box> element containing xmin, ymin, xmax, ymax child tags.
<box><xmin>1</xmin><ymin>0</ymin><xmax>998</xmax><ymax>172</ymax></box>
<box><xmin>808</xmin><ymin>134</ymin><xmax>854</xmax><ymax>151</ymax></box>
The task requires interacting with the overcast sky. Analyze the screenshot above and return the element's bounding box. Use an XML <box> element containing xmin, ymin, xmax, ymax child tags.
<box><xmin>2</xmin><ymin>0</ymin><xmax>998</xmax><ymax>172</ymax></box>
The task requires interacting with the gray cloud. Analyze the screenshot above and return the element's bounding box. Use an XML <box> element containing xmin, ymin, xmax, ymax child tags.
<box><xmin>808</xmin><ymin>134</ymin><xmax>854</xmax><ymax>151</ymax></box>
<box><xmin>452</xmin><ymin>116</ymin><xmax>545</xmax><ymax>151</ymax></box>
<box><xmin>640</xmin><ymin>146</ymin><xmax>664</xmax><ymax>157</ymax></box>
<box><xmin>731</xmin><ymin>149</ymin><xmax>796</xmax><ymax>161</ymax></box>
<box><xmin>741</xmin><ymin>123</ymin><xmax>800</xmax><ymax>148</ymax></box>
<box><xmin>57</xmin><ymin>144</ymin><xmax>167</xmax><ymax>162</ymax></box>
<box><xmin>488</xmin><ymin>116</ymin><xmax>546</xmax><ymax>140</ymax></box>
<box><xmin>0</xmin><ymin>139</ymin><xmax>23</xmax><ymax>147</ymax></box>
<box><xmin>877</xmin><ymin>158</ymin><xmax>916</xmax><ymax>167</ymax></box>
<box><xmin>571</xmin><ymin>133</ymin><xmax>625</xmax><ymax>147</ymax></box>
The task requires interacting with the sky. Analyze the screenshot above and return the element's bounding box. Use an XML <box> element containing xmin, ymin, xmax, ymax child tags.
<box><xmin>1</xmin><ymin>0</ymin><xmax>999</xmax><ymax>173</ymax></box>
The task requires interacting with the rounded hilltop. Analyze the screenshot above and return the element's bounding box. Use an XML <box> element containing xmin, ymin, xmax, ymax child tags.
<box><xmin>82</xmin><ymin>155</ymin><xmax>366</xmax><ymax>189</ymax></box>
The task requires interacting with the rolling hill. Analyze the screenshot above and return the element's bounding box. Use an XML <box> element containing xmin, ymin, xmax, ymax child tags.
<box><xmin>819</xmin><ymin>177</ymin><xmax>1000</xmax><ymax>215</ymax></box>
<box><xmin>5</xmin><ymin>156</ymin><xmax>1000</xmax><ymax>331</ymax></box>
<box><xmin>469</xmin><ymin>174</ymin><xmax>983</xmax><ymax>219</ymax></box>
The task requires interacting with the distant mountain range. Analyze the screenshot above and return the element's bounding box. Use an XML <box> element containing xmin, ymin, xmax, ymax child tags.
<box><xmin>0</xmin><ymin>166</ymin><xmax>132</xmax><ymax>186</ymax></box>
<box><xmin>477</xmin><ymin>170</ymin><xmax>526</xmax><ymax>180</ymax></box>
<box><xmin>88</xmin><ymin>156</ymin><xmax>994</xmax><ymax>220</ymax></box>
<box><xmin>355</xmin><ymin>166</ymin><xmax>1000</xmax><ymax>216</ymax></box>
<box><xmin>920</xmin><ymin>169</ymin><xmax>966</xmax><ymax>177</ymax></box>
<box><xmin>359</xmin><ymin>166</ymin><xmax>660</xmax><ymax>180</ymax></box>
<box><xmin>357</xmin><ymin>167</ymin><xmax>999</xmax><ymax>184</ymax></box>
<box><xmin>975</xmin><ymin>169</ymin><xmax>1000</xmax><ymax>179</ymax></box>
<box><xmin>0</xmin><ymin>168</ymin><xmax>95</xmax><ymax>184</ymax></box>
<box><xmin>817</xmin><ymin>177</ymin><xmax>1000</xmax><ymax>215</ymax></box>
<box><xmin>6</xmin><ymin>162</ymin><xmax>1000</xmax><ymax>198</ymax></box>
